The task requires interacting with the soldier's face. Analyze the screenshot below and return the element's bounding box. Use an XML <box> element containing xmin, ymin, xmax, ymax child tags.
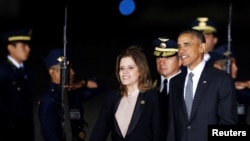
<box><xmin>156</xmin><ymin>56</ymin><xmax>181</xmax><ymax>78</ymax></box>
<box><xmin>8</xmin><ymin>42</ymin><xmax>30</xmax><ymax>63</ymax></box>
<box><xmin>203</xmin><ymin>33</ymin><xmax>218</xmax><ymax>53</ymax></box>
<box><xmin>49</xmin><ymin>65</ymin><xmax>75</xmax><ymax>84</ymax></box>
<box><xmin>230</xmin><ymin>57</ymin><xmax>238</xmax><ymax>79</ymax></box>
<box><xmin>49</xmin><ymin>65</ymin><xmax>61</xmax><ymax>84</ymax></box>
<box><xmin>68</xmin><ymin>67</ymin><xmax>75</xmax><ymax>84</ymax></box>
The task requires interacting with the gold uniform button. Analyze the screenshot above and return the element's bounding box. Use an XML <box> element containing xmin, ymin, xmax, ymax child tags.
<box><xmin>17</xmin><ymin>87</ymin><xmax>21</xmax><ymax>91</ymax></box>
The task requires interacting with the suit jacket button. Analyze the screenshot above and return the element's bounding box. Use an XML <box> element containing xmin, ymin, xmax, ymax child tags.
<box><xmin>187</xmin><ymin>126</ymin><xmax>191</xmax><ymax>129</ymax></box>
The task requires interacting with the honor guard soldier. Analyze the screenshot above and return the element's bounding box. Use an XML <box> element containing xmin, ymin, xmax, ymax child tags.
<box><xmin>38</xmin><ymin>48</ymin><xmax>105</xmax><ymax>141</ymax></box>
<box><xmin>0</xmin><ymin>28</ymin><xmax>35</xmax><ymax>141</ymax></box>
<box><xmin>189</xmin><ymin>17</ymin><xmax>222</xmax><ymax>67</ymax></box>
<box><xmin>213</xmin><ymin>45</ymin><xmax>249</xmax><ymax>125</ymax></box>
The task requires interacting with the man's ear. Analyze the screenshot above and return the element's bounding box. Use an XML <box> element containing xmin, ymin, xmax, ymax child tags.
<box><xmin>200</xmin><ymin>43</ymin><xmax>206</xmax><ymax>53</ymax></box>
<box><xmin>48</xmin><ymin>68</ymin><xmax>54</xmax><ymax>77</ymax></box>
<box><xmin>213</xmin><ymin>36</ymin><xmax>218</xmax><ymax>45</ymax></box>
<box><xmin>7</xmin><ymin>44</ymin><xmax>14</xmax><ymax>53</ymax></box>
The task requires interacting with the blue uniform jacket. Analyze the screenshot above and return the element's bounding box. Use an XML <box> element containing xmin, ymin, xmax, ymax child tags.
<box><xmin>0</xmin><ymin>60</ymin><xmax>35</xmax><ymax>140</ymax></box>
<box><xmin>38</xmin><ymin>79</ymin><xmax>105</xmax><ymax>141</ymax></box>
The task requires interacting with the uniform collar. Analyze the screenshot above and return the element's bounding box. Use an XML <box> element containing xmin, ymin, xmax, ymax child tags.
<box><xmin>7</xmin><ymin>55</ymin><xmax>24</xmax><ymax>68</ymax></box>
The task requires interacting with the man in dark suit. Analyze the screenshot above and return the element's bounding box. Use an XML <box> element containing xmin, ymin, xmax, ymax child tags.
<box><xmin>0</xmin><ymin>28</ymin><xmax>35</xmax><ymax>141</ymax></box>
<box><xmin>167</xmin><ymin>29</ymin><xmax>238</xmax><ymax>141</ymax></box>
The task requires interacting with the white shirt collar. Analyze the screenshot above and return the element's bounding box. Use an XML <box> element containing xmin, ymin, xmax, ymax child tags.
<box><xmin>160</xmin><ymin>70</ymin><xmax>182</xmax><ymax>92</ymax></box>
<box><xmin>203</xmin><ymin>53</ymin><xmax>210</xmax><ymax>62</ymax></box>
<box><xmin>7</xmin><ymin>55</ymin><xmax>23</xmax><ymax>68</ymax></box>
<box><xmin>187</xmin><ymin>60</ymin><xmax>205</xmax><ymax>77</ymax></box>
<box><xmin>186</xmin><ymin>60</ymin><xmax>206</xmax><ymax>94</ymax></box>
<box><xmin>161</xmin><ymin>70</ymin><xmax>182</xmax><ymax>83</ymax></box>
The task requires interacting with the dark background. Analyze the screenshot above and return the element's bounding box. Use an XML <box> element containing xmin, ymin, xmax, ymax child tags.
<box><xmin>1</xmin><ymin>0</ymin><xmax>250</xmax><ymax>80</ymax></box>
<box><xmin>1</xmin><ymin>0</ymin><xmax>250</xmax><ymax>140</ymax></box>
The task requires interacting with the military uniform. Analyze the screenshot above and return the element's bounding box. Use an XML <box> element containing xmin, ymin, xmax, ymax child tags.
<box><xmin>190</xmin><ymin>17</ymin><xmax>221</xmax><ymax>67</ymax></box>
<box><xmin>38</xmin><ymin>48</ymin><xmax>105</xmax><ymax>141</ymax></box>
<box><xmin>151</xmin><ymin>37</ymin><xmax>183</xmax><ymax>129</ymax></box>
<box><xmin>152</xmin><ymin>37</ymin><xmax>180</xmax><ymax>93</ymax></box>
<box><xmin>213</xmin><ymin>45</ymin><xmax>249</xmax><ymax>125</ymax></box>
<box><xmin>0</xmin><ymin>28</ymin><xmax>35</xmax><ymax>141</ymax></box>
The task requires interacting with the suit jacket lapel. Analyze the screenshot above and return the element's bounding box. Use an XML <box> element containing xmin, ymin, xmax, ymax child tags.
<box><xmin>126</xmin><ymin>92</ymin><xmax>146</xmax><ymax>136</ymax></box>
<box><xmin>113</xmin><ymin>91</ymin><xmax>123</xmax><ymax>137</ymax></box>
<box><xmin>170</xmin><ymin>70</ymin><xmax>187</xmax><ymax>119</ymax></box>
<box><xmin>190</xmin><ymin>65</ymin><xmax>210</xmax><ymax>120</ymax></box>
<box><xmin>153</xmin><ymin>75</ymin><xmax>161</xmax><ymax>92</ymax></box>
<box><xmin>176</xmin><ymin>72</ymin><xmax>188</xmax><ymax>119</ymax></box>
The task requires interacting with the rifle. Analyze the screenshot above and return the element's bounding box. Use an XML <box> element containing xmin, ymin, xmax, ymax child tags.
<box><xmin>226</xmin><ymin>3</ymin><xmax>232</xmax><ymax>74</ymax></box>
<box><xmin>60</xmin><ymin>6</ymin><xmax>73</xmax><ymax>141</ymax></box>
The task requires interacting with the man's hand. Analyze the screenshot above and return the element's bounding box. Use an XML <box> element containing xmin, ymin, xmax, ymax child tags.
<box><xmin>65</xmin><ymin>79</ymin><xmax>98</xmax><ymax>90</ymax></box>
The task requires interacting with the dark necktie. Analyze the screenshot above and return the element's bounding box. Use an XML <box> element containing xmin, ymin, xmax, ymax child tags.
<box><xmin>162</xmin><ymin>79</ymin><xmax>168</xmax><ymax>95</ymax></box>
<box><xmin>185</xmin><ymin>72</ymin><xmax>194</xmax><ymax>119</ymax></box>
<box><xmin>18</xmin><ymin>66</ymin><xmax>27</xmax><ymax>80</ymax></box>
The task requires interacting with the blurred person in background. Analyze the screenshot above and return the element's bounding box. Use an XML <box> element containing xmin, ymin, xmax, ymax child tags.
<box><xmin>0</xmin><ymin>27</ymin><xmax>35</xmax><ymax>141</ymax></box>
<box><xmin>190</xmin><ymin>17</ymin><xmax>222</xmax><ymax>67</ymax></box>
<box><xmin>38</xmin><ymin>48</ymin><xmax>105</xmax><ymax>141</ymax></box>
<box><xmin>213</xmin><ymin>45</ymin><xmax>250</xmax><ymax>124</ymax></box>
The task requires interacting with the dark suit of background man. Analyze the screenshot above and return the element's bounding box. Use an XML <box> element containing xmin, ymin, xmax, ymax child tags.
<box><xmin>0</xmin><ymin>28</ymin><xmax>35</xmax><ymax>141</ymax></box>
<box><xmin>38</xmin><ymin>48</ymin><xmax>105</xmax><ymax>141</ymax></box>
<box><xmin>167</xmin><ymin>29</ymin><xmax>238</xmax><ymax>141</ymax></box>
